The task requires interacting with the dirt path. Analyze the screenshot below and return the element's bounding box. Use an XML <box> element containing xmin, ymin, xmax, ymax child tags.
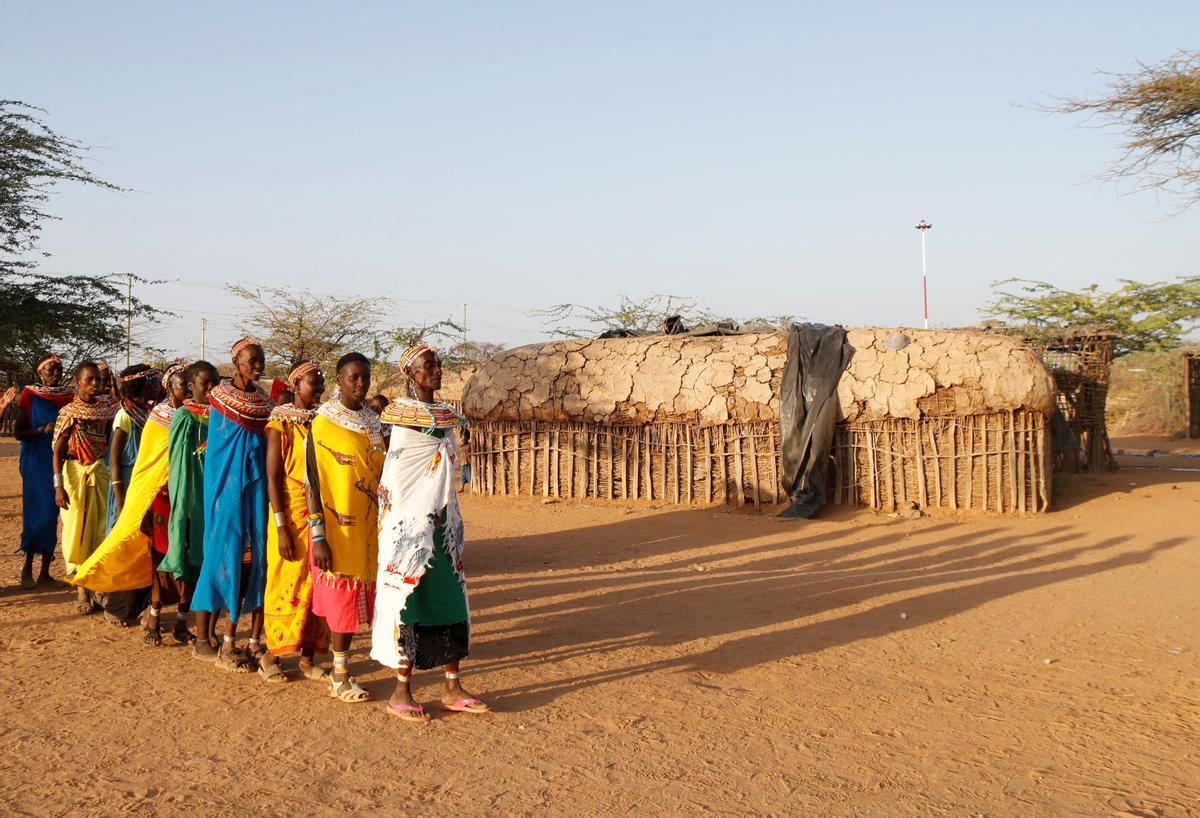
<box><xmin>0</xmin><ymin>442</ymin><xmax>1196</xmax><ymax>816</ymax></box>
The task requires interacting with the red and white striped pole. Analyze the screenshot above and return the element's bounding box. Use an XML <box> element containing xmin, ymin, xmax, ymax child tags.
<box><xmin>915</xmin><ymin>219</ymin><xmax>932</xmax><ymax>329</ymax></box>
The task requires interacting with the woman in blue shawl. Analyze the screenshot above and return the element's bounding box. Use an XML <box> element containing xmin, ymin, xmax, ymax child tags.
<box><xmin>191</xmin><ymin>338</ymin><xmax>272</xmax><ymax>672</ymax></box>
<box><xmin>15</xmin><ymin>353</ymin><xmax>75</xmax><ymax>589</ymax></box>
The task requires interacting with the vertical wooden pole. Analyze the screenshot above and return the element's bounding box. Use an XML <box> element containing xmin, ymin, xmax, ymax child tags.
<box><xmin>685</xmin><ymin>426</ymin><xmax>694</xmax><ymax>504</ymax></box>
<box><xmin>749</xmin><ymin>426</ymin><xmax>761</xmax><ymax>508</ymax></box>
<box><xmin>927</xmin><ymin>425</ymin><xmax>941</xmax><ymax>508</ymax></box>
<box><xmin>718</xmin><ymin>426</ymin><xmax>728</xmax><ymax>505</ymax></box>
<box><xmin>542</xmin><ymin>425</ymin><xmax>550</xmax><ymax>497</ymax></box>
<box><xmin>631</xmin><ymin>428</ymin><xmax>640</xmax><ymax>499</ymax></box>
<box><xmin>733</xmin><ymin>428</ymin><xmax>745</xmax><ymax>506</ymax></box>
<box><xmin>914</xmin><ymin>422</ymin><xmax>927</xmax><ymax>509</ymax></box>
<box><xmin>865</xmin><ymin>428</ymin><xmax>877</xmax><ymax>509</ymax></box>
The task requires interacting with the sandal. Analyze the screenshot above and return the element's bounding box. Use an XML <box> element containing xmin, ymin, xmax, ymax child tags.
<box><xmin>329</xmin><ymin>675</ymin><xmax>372</xmax><ymax>703</ymax></box>
<box><xmin>299</xmin><ymin>663</ymin><xmax>329</xmax><ymax>681</ymax></box>
<box><xmin>191</xmin><ymin>642</ymin><xmax>218</xmax><ymax>662</ymax></box>
<box><xmin>215</xmin><ymin>648</ymin><xmax>255</xmax><ymax>674</ymax></box>
<box><xmin>74</xmin><ymin>600</ymin><xmax>98</xmax><ymax>616</ymax></box>
<box><xmin>386</xmin><ymin>702</ymin><xmax>430</xmax><ymax>723</ymax></box>
<box><xmin>258</xmin><ymin>661</ymin><xmax>288</xmax><ymax>684</ymax></box>
<box><xmin>172</xmin><ymin>622</ymin><xmax>197</xmax><ymax>645</ymax></box>
<box><xmin>142</xmin><ymin>625</ymin><xmax>162</xmax><ymax>647</ymax></box>
<box><xmin>443</xmin><ymin>697</ymin><xmax>491</xmax><ymax>714</ymax></box>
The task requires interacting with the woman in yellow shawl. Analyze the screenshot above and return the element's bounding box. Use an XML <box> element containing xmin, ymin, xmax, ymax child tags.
<box><xmin>258</xmin><ymin>361</ymin><xmax>331</xmax><ymax>684</ymax></box>
<box><xmin>71</xmin><ymin>366</ymin><xmax>182</xmax><ymax>615</ymax></box>
<box><xmin>54</xmin><ymin>361</ymin><xmax>117</xmax><ymax>614</ymax></box>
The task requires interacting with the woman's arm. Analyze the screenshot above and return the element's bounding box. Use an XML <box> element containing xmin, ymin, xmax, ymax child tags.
<box><xmin>13</xmin><ymin>393</ymin><xmax>53</xmax><ymax>442</ymax></box>
<box><xmin>266</xmin><ymin>427</ymin><xmax>297</xmax><ymax>560</ymax></box>
<box><xmin>304</xmin><ymin>431</ymin><xmax>332</xmax><ymax>571</ymax></box>
<box><xmin>53</xmin><ymin>425</ymin><xmax>70</xmax><ymax>509</ymax></box>
<box><xmin>109</xmin><ymin>426</ymin><xmax>128</xmax><ymax>511</ymax></box>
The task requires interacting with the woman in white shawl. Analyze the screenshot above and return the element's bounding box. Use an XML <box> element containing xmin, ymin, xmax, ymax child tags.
<box><xmin>373</xmin><ymin>344</ymin><xmax>490</xmax><ymax>722</ymax></box>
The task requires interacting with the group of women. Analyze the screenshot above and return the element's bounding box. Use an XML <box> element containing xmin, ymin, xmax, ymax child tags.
<box><xmin>12</xmin><ymin>339</ymin><xmax>487</xmax><ymax>722</ymax></box>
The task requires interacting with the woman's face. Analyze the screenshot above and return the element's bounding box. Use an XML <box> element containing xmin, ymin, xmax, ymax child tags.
<box><xmin>39</xmin><ymin>361</ymin><xmax>63</xmax><ymax>387</ymax></box>
<box><xmin>189</xmin><ymin>369</ymin><xmax>215</xmax><ymax>403</ymax></box>
<box><xmin>233</xmin><ymin>345</ymin><xmax>265</xmax><ymax>385</ymax></box>
<box><xmin>408</xmin><ymin>351</ymin><xmax>442</xmax><ymax>393</ymax></box>
<box><xmin>337</xmin><ymin>360</ymin><xmax>371</xmax><ymax>408</ymax></box>
<box><xmin>168</xmin><ymin>373</ymin><xmax>188</xmax><ymax>407</ymax></box>
<box><xmin>76</xmin><ymin>367</ymin><xmax>101</xmax><ymax>401</ymax></box>
<box><xmin>295</xmin><ymin>370</ymin><xmax>325</xmax><ymax>408</ymax></box>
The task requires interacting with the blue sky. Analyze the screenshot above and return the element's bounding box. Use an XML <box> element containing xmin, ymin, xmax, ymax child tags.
<box><xmin>4</xmin><ymin>1</ymin><xmax>1198</xmax><ymax>359</ymax></box>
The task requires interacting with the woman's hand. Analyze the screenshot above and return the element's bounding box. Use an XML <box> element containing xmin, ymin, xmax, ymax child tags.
<box><xmin>55</xmin><ymin>486</ymin><xmax>70</xmax><ymax>509</ymax></box>
<box><xmin>312</xmin><ymin>538</ymin><xmax>333</xmax><ymax>572</ymax></box>
<box><xmin>42</xmin><ymin>421</ymin><xmax>56</xmax><ymax>436</ymax></box>
<box><xmin>277</xmin><ymin>526</ymin><xmax>297</xmax><ymax>562</ymax></box>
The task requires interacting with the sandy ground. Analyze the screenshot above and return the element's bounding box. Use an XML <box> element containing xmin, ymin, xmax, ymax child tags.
<box><xmin>0</xmin><ymin>437</ymin><xmax>1196</xmax><ymax>817</ymax></box>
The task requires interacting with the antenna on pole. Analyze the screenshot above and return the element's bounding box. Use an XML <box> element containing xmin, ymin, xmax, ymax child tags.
<box><xmin>915</xmin><ymin>219</ymin><xmax>933</xmax><ymax>329</ymax></box>
<box><xmin>200</xmin><ymin>318</ymin><xmax>207</xmax><ymax>360</ymax></box>
<box><xmin>125</xmin><ymin>273</ymin><xmax>133</xmax><ymax>367</ymax></box>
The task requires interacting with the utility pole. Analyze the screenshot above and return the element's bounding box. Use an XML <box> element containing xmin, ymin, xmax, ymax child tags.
<box><xmin>200</xmin><ymin>318</ymin><xmax>207</xmax><ymax>360</ymax></box>
<box><xmin>125</xmin><ymin>273</ymin><xmax>133</xmax><ymax>367</ymax></box>
<box><xmin>915</xmin><ymin>219</ymin><xmax>933</xmax><ymax>329</ymax></box>
<box><xmin>462</xmin><ymin>303</ymin><xmax>468</xmax><ymax>349</ymax></box>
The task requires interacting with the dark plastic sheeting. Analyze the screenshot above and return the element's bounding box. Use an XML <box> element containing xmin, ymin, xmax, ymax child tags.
<box><xmin>778</xmin><ymin>324</ymin><xmax>853</xmax><ymax>519</ymax></box>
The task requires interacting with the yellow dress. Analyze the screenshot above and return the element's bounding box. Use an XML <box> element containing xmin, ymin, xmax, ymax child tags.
<box><xmin>72</xmin><ymin>406</ymin><xmax>172</xmax><ymax>591</ymax></box>
<box><xmin>56</xmin><ymin>400</ymin><xmax>116</xmax><ymax>574</ymax></box>
<box><xmin>310</xmin><ymin>413</ymin><xmax>385</xmax><ymax>582</ymax></box>
<box><xmin>263</xmin><ymin>410</ymin><xmax>329</xmax><ymax>655</ymax></box>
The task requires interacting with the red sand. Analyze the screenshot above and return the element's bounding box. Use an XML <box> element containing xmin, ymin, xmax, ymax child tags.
<box><xmin>0</xmin><ymin>439</ymin><xmax>1196</xmax><ymax>816</ymax></box>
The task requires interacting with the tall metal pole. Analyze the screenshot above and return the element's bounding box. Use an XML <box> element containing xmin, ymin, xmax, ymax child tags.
<box><xmin>463</xmin><ymin>303</ymin><xmax>468</xmax><ymax>348</ymax></box>
<box><xmin>200</xmin><ymin>318</ymin><xmax>207</xmax><ymax>360</ymax></box>
<box><xmin>125</xmin><ymin>273</ymin><xmax>133</xmax><ymax>367</ymax></box>
<box><xmin>915</xmin><ymin>219</ymin><xmax>933</xmax><ymax>329</ymax></box>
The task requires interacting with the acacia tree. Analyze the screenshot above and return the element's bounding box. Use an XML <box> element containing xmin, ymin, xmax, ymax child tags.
<box><xmin>1047</xmin><ymin>51</ymin><xmax>1200</xmax><ymax>209</ymax></box>
<box><xmin>227</xmin><ymin>284</ymin><xmax>390</xmax><ymax>376</ymax></box>
<box><xmin>983</xmin><ymin>277</ymin><xmax>1200</xmax><ymax>353</ymax></box>
<box><xmin>1</xmin><ymin>100</ymin><xmax>167</xmax><ymax>372</ymax></box>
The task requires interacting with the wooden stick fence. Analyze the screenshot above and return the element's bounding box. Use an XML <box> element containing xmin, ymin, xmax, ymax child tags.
<box><xmin>467</xmin><ymin>409</ymin><xmax>1050</xmax><ymax>513</ymax></box>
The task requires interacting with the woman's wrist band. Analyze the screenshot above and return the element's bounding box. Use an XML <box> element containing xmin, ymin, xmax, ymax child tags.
<box><xmin>53</xmin><ymin>474</ymin><xmax>63</xmax><ymax>488</ymax></box>
<box><xmin>310</xmin><ymin>524</ymin><xmax>326</xmax><ymax>539</ymax></box>
<box><xmin>273</xmin><ymin>511</ymin><xmax>288</xmax><ymax>528</ymax></box>
<box><xmin>307</xmin><ymin>515</ymin><xmax>324</xmax><ymax>528</ymax></box>
<box><xmin>111</xmin><ymin>480</ymin><xmax>124</xmax><ymax>486</ymax></box>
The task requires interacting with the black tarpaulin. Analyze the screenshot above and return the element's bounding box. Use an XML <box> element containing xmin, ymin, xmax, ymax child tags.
<box><xmin>778</xmin><ymin>324</ymin><xmax>853</xmax><ymax>519</ymax></box>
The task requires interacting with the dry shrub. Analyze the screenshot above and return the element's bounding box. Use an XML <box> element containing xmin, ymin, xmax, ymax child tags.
<box><xmin>1107</xmin><ymin>351</ymin><xmax>1188</xmax><ymax>436</ymax></box>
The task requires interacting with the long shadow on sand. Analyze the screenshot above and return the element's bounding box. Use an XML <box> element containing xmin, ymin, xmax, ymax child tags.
<box><xmin>462</xmin><ymin>507</ymin><xmax>1186</xmax><ymax>711</ymax></box>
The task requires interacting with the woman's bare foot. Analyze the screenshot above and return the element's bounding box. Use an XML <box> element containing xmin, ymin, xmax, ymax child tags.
<box><xmin>73</xmin><ymin>588</ymin><xmax>98</xmax><ymax>616</ymax></box>
<box><xmin>442</xmin><ymin>676</ymin><xmax>490</xmax><ymax>713</ymax></box>
<box><xmin>388</xmin><ymin>678</ymin><xmax>429</xmax><ymax>722</ymax></box>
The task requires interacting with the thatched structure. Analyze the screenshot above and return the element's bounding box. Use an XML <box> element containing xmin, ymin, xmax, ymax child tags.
<box><xmin>1184</xmin><ymin>351</ymin><xmax>1200</xmax><ymax>439</ymax></box>
<box><xmin>462</xmin><ymin>329</ymin><xmax>1057</xmax><ymax>513</ymax></box>
<box><xmin>1027</xmin><ymin>331</ymin><xmax>1117</xmax><ymax>471</ymax></box>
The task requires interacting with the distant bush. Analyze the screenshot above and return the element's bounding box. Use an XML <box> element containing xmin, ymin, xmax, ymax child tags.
<box><xmin>1107</xmin><ymin>350</ymin><xmax>1188</xmax><ymax>436</ymax></box>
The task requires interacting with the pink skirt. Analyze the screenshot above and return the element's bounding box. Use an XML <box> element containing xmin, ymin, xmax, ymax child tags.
<box><xmin>309</xmin><ymin>541</ymin><xmax>374</xmax><ymax>634</ymax></box>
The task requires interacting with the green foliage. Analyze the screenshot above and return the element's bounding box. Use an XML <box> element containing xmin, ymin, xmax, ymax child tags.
<box><xmin>0</xmin><ymin>100</ymin><xmax>122</xmax><ymax>262</ymax></box>
<box><xmin>983</xmin><ymin>277</ymin><xmax>1200</xmax><ymax>353</ymax></box>
<box><xmin>228</xmin><ymin>284</ymin><xmax>391</xmax><ymax>377</ymax></box>
<box><xmin>0</xmin><ymin>101</ymin><xmax>170</xmax><ymax>373</ymax></box>
<box><xmin>1047</xmin><ymin>50</ymin><xmax>1200</xmax><ymax>209</ymax></box>
<box><xmin>0</xmin><ymin>271</ymin><xmax>167</xmax><ymax>372</ymax></box>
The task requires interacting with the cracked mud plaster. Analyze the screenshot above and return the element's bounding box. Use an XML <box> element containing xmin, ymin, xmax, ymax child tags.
<box><xmin>461</xmin><ymin>329</ymin><xmax>1056</xmax><ymax>426</ymax></box>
